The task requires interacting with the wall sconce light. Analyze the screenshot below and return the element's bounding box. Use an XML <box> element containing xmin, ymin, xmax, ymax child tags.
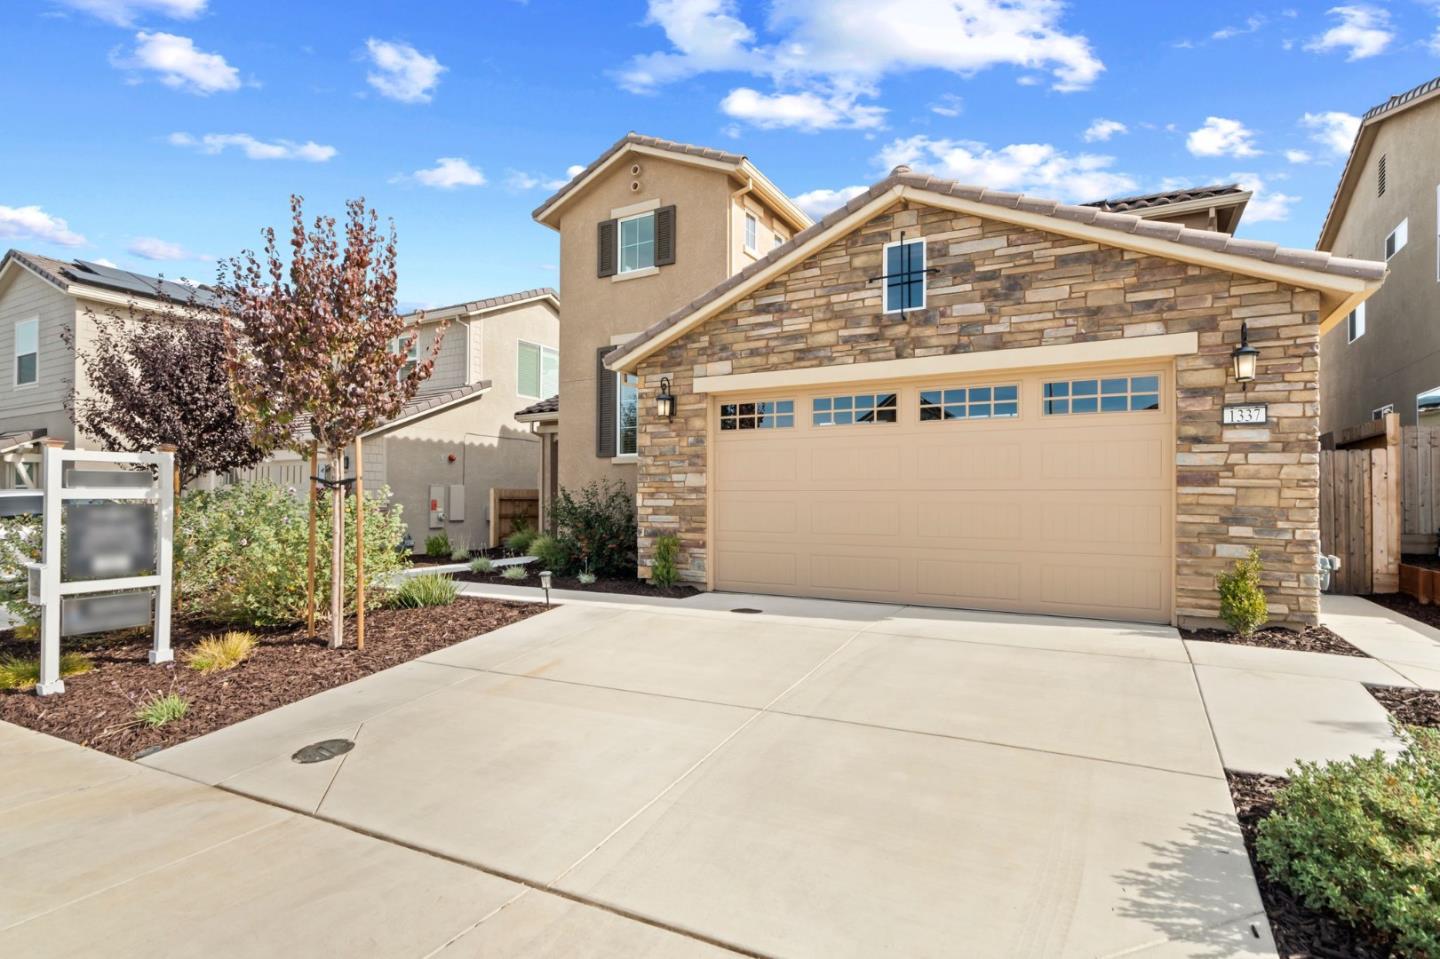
<box><xmin>1231</xmin><ymin>321</ymin><xmax>1259</xmax><ymax>385</ymax></box>
<box><xmin>656</xmin><ymin>376</ymin><xmax>676</xmax><ymax>420</ymax></box>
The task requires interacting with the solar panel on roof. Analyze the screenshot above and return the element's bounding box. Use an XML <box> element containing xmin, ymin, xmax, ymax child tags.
<box><xmin>69</xmin><ymin>260</ymin><xmax>218</xmax><ymax>306</ymax></box>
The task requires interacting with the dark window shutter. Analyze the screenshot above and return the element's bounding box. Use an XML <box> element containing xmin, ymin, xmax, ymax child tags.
<box><xmin>596</xmin><ymin>346</ymin><xmax>618</xmax><ymax>457</ymax></box>
<box><xmin>654</xmin><ymin>205</ymin><xmax>676</xmax><ymax>266</ymax></box>
<box><xmin>597</xmin><ymin>219</ymin><xmax>618</xmax><ymax>277</ymax></box>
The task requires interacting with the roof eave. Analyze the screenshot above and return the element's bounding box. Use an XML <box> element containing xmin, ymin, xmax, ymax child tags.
<box><xmin>361</xmin><ymin>384</ymin><xmax>493</xmax><ymax>439</ymax></box>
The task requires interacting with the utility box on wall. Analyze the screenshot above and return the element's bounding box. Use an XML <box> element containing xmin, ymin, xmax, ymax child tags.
<box><xmin>428</xmin><ymin>485</ymin><xmax>445</xmax><ymax>529</ymax></box>
<box><xmin>447</xmin><ymin>484</ymin><xmax>466</xmax><ymax>523</ymax></box>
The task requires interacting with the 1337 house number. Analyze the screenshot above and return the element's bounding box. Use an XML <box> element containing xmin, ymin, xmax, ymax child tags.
<box><xmin>1222</xmin><ymin>404</ymin><xmax>1268</xmax><ymax>425</ymax></box>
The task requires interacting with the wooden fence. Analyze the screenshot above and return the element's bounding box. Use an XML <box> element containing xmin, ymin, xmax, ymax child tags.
<box><xmin>488</xmin><ymin>487</ymin><xmax>539</xmax><ymax>548</ymax></box>
<box><xmin>1319</xmin><ymin>446</ymin><xmax>1399</xmax><ymax>594</ymax></box>
<box><xmin>1401</xmin><ymin>426</ymin><xmax>1440</xmax><ymax>554</ymax></box>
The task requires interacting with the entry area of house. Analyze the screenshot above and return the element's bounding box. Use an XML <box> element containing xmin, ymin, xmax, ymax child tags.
<box><xmin>711</xmin><ymin>361</ymin><xmax>1174</xmax><ymax>623</ymax></box>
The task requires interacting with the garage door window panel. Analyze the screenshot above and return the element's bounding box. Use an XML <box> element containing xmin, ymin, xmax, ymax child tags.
<box><xmin>721</xmin><ymin>399</ymin><xmax>795</xmax><ymax>430</ymax></box>
<box><xmin>813</xmin><ymin>392</ymin><xmax>897</xmax><ymax>426</ymax></box>
<box><xmin>920</xmin><ymin>384</ymin><xmax>1018</xmax><ymax>421</ymax></box>
<box><xmin>1043</xmin><ymin>375</ymin><xmax>1160</xmax><ymax>415</ymax></box>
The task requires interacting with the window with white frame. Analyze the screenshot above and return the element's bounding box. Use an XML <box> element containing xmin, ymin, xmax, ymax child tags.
<box><xmin>517</xmin><ymin>341</ymin><xmax>558</xmax><ymax>398</ymax></box>
<box><xmin>1347</xmin><ymin>301</ymin><xmax>1367</xmax><ymax>343</ymax></box>
<box><xmin>773</xmin><ymin>231</ymin><xmax>785</xmax><ymax>250</ymax></box>
<box><xmin>619</xmin><ymin>212</ymin><xmax>655</xmax><ymax>273</ymax></box>
<box><xmin>744</xmin><ymin>212</ymin><xmax>758</xmax><ymax>252</ymax></box>
<box><xmin>1372</xmin><ymin>404</ymin><xmax>1395</xmax><ymax>421</ymax></box>
<box><xmin>14</xmin><ymin>318</ymin><xmax>37</xmax><ymax>387</ymax></box>
<box><xmin>1386</xmin><ymin>218</ymin><xmax>1408</xmax><ymax>260</ymax></box>
<box><xmin>1042</xmin><ymin>375</ymin><xmax>1160</xmax><ymax>415</ymax></box>
<box><xmin>812</xmin><ymin>392</ymin><xmax>897</xmax><ymax>426</ymax></box>
<box><xmin>617</xmin><ymin>371</ymin><xmax>638</xmax><ymax>455</ymax></box>
<box><xmin>882</xmin><ymin>238</ymin><xmax>926</xmax><ymax>312</ymax></box>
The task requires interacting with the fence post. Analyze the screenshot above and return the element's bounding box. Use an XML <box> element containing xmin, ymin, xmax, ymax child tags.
<box><xmin>35</xmin><ymin>439</ymin><xmax>66</xmax><ymax>695</ymax></box>
<box><xmin>151</xmin><ymin>444</ymin><xmax>176</xmax><ymax>665</ymax></box>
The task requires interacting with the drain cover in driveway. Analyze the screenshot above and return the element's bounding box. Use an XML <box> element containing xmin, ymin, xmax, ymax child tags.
<box><xmin>292</xmin><ymin>739</ymin><xmax>355</xmax><ymax>764</ymax></box>
<box><xmin>730</xmin><ymin>608</ymin><xmax>763</xmax><ymax>614</ymax></box>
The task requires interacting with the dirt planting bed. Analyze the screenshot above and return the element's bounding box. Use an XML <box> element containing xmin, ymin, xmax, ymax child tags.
<box><xmin>1179</xmin><ymin>624</ymin><xmax>1368</xmax><ymax>658</ymax></box>
<box><xmin>1367</xmin><ymin>684</ymin><xmax>1440</xmax><ymax>730</ymax></box>
<box><xmin>455</xmin><ymin>567</ymin><xmax>700</xmax><ymax>599</ymax></box>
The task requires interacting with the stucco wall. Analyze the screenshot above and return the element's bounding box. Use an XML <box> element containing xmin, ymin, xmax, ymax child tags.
<box><xmin>632</xmin><ymin>200</ymin><xmax>1326</xmax><ymax>628</ymax></box>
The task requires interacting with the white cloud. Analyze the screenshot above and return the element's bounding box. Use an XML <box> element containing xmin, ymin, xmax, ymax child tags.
<box><xmin>55</xmin><ymin>0</ymin><xmax>205</xmax><ymax>26</ymax></box>
<box><xmin>1230</xmin><ymin>173</ymin><xmax>1298</xmax><ymax>223</ymax></box>
<box><xmin>1284</xmin><ymin>148</ymin><xmax>1312</xmax><ymax>163</ymax></box>
<box><xmin>168</xmin><ymin>132</ymin><xmax>336</xmax><ymax>161</ymax></box>
<box><xmin>116</xmin><ymin>31</ymin><xmax>240</xmax><ymax>94</ymax></box>
<box><xmin>876</xmin><ymin>135</ymin><xmax>1137</xmax><ymax>203</ymax></box>
<box><xmin>1300</xmin><ymin>110</ymin><xmax>1360</xmax><ymax>157</ymax></box>
<box><xmin>92</xmin><ymin>258</ymin><xmax>119</xmax><ymax>268</ymax></box>
<box><xmin>127</xmin><ymin>236</ymin><xmax>199</xmax><ymax>261</ymax></box>
<box><xmin>0</xmin><ymin>204</ymin><xmax>86</xmax><ymax>247</ymax></box>
<box><xmin>720</xmin><ymin>87</ymin><xmax>886</xmax><ymax>131</ymax></box>
<box><xmin>618</xmin><ymin>0</ymin><xmax>1103</xmax><ymax>129</ymax></box>
<box><xmin>409</xmin><ymin>158</ymin><xmax>485</xmax><ymax>189</ymax></box>
<box><xmin>505</xmin><ymin>169</ymin><xmax>570</xmax><ymax>191</ymax></box>
<box><xmin>364</xmin><ymin>39</ymin><xmax>444</xmax><ymax>103</ymax></box>
<box><xmin>792</xmin><ymin>185</ymin><xmax>868</xmax><ymax>219</ymax></box>
<box><xmin>1082</xmin><ymin>118</ymin><xmax>1127</xmax><ymax>142</ymax></box>
<box><xmin>1186</xmin><ymin>116</ymin><xmax>1260</xmax><ymax>158</ymax></box>
<box><xmin>1212</xmin><ymin>15</ymin><xmax>1265</xmax><ymax>40</ymax></box>
<box><xmin>1430</xmin><ymin>27</ymin><xmax>1440</xmax><ymax>56</ymax></box>
<box><xmin>565</xmin><ymin>164</ymin><xmax>586</xmax><ymax>178</ymax></box>
<box><xmin>929</xmin><ymin>93</ymin><xmax>964</xmax><ymax>117</ymax></box>
<box><xmin>1305</xmin><ymin>5</ymin><xmax>1392</xmax><ymax>60</ymax></box>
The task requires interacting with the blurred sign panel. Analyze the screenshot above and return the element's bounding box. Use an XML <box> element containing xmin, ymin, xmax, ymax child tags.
<box><xmin>62</xmin><ymin>591</ymin><xmax>152</xmax><ymax>637</ymax></box>
<box><xmin>64</xmin><ymin>502</ymin><xmax>156</xmax><ymax>579</ymax></box>
<box><xmin>63</xmin><ymin>468</ymin><xmax>153</xmax><ymax>489</ymax></box>
<box><xmin>0</xmin><ymin>494</ymin><xmax>42</xmax><ymax>517</ymax></box>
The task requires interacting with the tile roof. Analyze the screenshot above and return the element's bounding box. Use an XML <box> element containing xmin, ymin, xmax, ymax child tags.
<box><xmin>3</xmin><ymin>249</ymin><xmax>220</xmax><ymax>306</ymax></box>
<box><xmin>0</xmin><ymin>428</ymin><xmax>45</xmax><ymax>454</ymax></box>
<box><xmin>533</xmin><ymin>132</ymin><xmax>746</xmax><ymax>223</ymax></box>
<box><xmin>607</xmin><ymin>166</ymin><xmax>1388</xmax><ymax>371</ymax></box>
<box><xmin>408</xmin><ymin>287</ymin><xmax>558</xmax><ymax>320</ymax></box>
<box><xmin>1361</xmin><ymin>74</ymin><xmax>1440</xmax><ymax>122</ymax></box>
<box><xmin>1084</xmin><ymin>183</ymin><xmax>1245</xmax><ymax>213</ymax></box>
<box><xmin>515</xmin><ymin>394</ymin><xmax>559</xmax><ymax>418</ymax></box>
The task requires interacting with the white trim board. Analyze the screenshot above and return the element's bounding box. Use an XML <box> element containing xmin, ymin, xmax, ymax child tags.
<box><xmin>692</xmin><ymin>331</ymin><xmax>1199</xmax><ymax>393</ymax></box>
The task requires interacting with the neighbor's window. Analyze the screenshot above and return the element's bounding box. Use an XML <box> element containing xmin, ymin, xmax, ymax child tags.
<box><xmin>883</xmin><ymin>238</ymin><xmax>926</xmax><ymax>313</ymax></box>
<box><xmin>1372</xmin><ymin>404</ymin><xmax>1395</xmax><ymax>421</ymax></box>
<box><xmin>920</xmin><ymin>384</ymin><xmax>1019</xmax><ymax>421</ymax></box>
<box><xmin>1042</xmin><ymin>375</ymin><xmax>1160</xmax><ymax>415</ymax></box>
<box><xmin>14</xmin><ymin>318</ymin><xmax>37</xmax><ymax>387</ymax></box>
<box><xmin>1347</xmin><ymin>302</ymin><xmax>1367</xmax><ymax>343</ymax></box>
<box><xmin>773</xmin><ymin>231</ymin><xmax>785</xmax><ymax>250</ymax></box>
<box><xmin>744</xmin><ymin>212</ymin><xmax>758</xmax><ymax>252</ymax></box>
<box><xmin>1378</xmin><ymin>154</ymin><xmax>1387</xmax><ymax>197</ymax></box>
<box><xmin>517</xmin><ymin>341</ymin><xmax>558</xmax><ymax>398</ymax></box>
<box><xmin>619</xmin><ymin>211</ymin><xmax>655</xmax><ymax>273</ymax></box>
<box><xmin>720</xmin><ymin>400</ymin><xmax>794</xmax><ymax>430</ymax></box>
<box><xmin>1386</xmin><ymin>219</ymin><xmax>1408</xmax><ymax>260</ymax></box>
<box><xmin>813</xmin><ymin>392</ymin><xmax>897</xmax><ymax>426</ymax></box>
<box><xmin>617</xmin><ymin>371</ymin><xmax>638</xmax><ymax>455</ymax></box>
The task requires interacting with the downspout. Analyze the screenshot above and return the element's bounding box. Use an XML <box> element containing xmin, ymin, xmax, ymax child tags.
<box><xmin>728</xmin><ymin>176</ymin><xmax>754</xmax><ymax>276</ymax></box>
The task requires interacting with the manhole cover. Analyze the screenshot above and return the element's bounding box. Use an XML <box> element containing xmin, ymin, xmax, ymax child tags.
<box><xmin>292</xmin><ymin>739</ymin><xmax>355</xmax><ymax>764</ymax></box>
<box><xmin>730</xmin><ymin>607</ymin><xmax>763</xmax><ymax>614</ymax></box>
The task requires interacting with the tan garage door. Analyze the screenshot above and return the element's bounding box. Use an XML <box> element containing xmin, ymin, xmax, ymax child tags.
<box><xmin>712</xmin><ymin>363</ymin><xmax>1174</xmax><ymax>623</ymax></box>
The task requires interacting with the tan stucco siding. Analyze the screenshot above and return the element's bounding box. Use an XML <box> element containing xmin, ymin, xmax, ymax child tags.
<box><xmin>480</xmin><ymin>300</ymin><xmax>559</xmax><ymax>407</ymax></box>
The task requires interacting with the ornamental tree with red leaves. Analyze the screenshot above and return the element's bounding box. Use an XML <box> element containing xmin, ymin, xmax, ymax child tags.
<box><xmin>217</xmin><ymin>195</ymin><xmax>446</xmax><ymax>648</ymax></box>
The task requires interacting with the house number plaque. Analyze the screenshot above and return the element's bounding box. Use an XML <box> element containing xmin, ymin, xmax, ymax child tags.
<box><xmin>1222</xmin><ymin>403</ymin><xmax>1268</xmax><ymax>425</ymax></box>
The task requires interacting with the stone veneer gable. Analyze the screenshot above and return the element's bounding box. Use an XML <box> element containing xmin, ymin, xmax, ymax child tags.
<box><xmin>632</xmin><ymin>200</ymin><xmax>1324</xmax><ymax>627</ymax></box>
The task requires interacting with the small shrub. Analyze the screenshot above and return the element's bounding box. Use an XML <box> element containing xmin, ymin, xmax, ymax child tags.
<box><xmin>650</xmin><ymin>534</ymin><xmax>680</xmax><ymax>587</ymax></box>
<box><xmin>425</xmin><ymin>533</ymin><xmax>451</xmax><ymax>558</ymax></box>
<box><xmin>577</xmin><ymin>571</ymin><xmax>597</xmax><ymax>585</ymax></box>
<box><xmin>389</xmin><ymin>573</ymin><xmax>460</xmax><ymax>608</ymax></box>
<box><xmin>1217</xmin><ymin>548</ymin><xmax>1268</xmax><ymax>636</ymax></box>
<box><xmin>469</xmin><ymin>555</ymin><xmax>493</xmax><ymax>574</ymax></box>
<box><xmin>1256</xmin><ymin>728</ymin><xmax>1440</xmax><ymax>957</ymax></box>
<box><xmin>136</xmin><ymin>692</ymin><xmax>189</xmax><ymax>728</ymax></box>
<box><xmin>184</xmin><ymin>632</ymin><xmax>257</xmax><ymax>674</ymax></box>
<box><xmin>450</xmin><ymin>546</ymin><xmax>470</xmax><ymax>562</ymax></box>
<box><xmin>505</xmin><ymin>525</ymin><xmax>537</xmax><ymax>555</ymax></box>
<box><xmin>500</xmin><ymin>565</ymin><xmax>528</xmax><ymax>581</ymax></box>
<box><xmin>0</xmin><ymin>652</ymin><xmax>92</xmax><ymax>691</ymax></box>
<box><xmin>531</xmin><ymin>534</ymin><xmax>574</xmax><ymax>574</ymax></box>
<box><xmin>549</xmin><ymin>480</ymin><xmax>637</xmax><ymax>578</ymax></box>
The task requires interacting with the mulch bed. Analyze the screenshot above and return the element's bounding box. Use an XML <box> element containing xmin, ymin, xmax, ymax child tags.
<box><xmin>0</xmin><ymin>597</ymin><xmax>546</xmax><ymax>760</ymax></box>
<box><xmin>454</xmin><ymin>567</ymin><xmax>700</xmax><ymax>599</ymax></box>
<box><xmin>1366</xmin><ymin>684</ymin><xmax>1440</xmax><ymax>730</ymax></box>
<box><xmin>1360</xmin><ymin>590</ymin><xmax>1440</xmax><ymax>631</ymax></box>
<box><xmin>1398</xmin><ymin>553</ymin><xmax>1440</xmax><ymax>571</ymax></box>
<box><xmin>1179</xmin><ymin>624</ymin><xmax>1369</xmax><ymax>658</ymax></box>
<box><xmin>408</xmin><ymin>546</ymin><xmax>513</xmax><ymax>567</ymax></box>
<box><xmin>1227</xmin><ymin>771</ymin><xmax>1395</xmax><ymax>958</ymax></box>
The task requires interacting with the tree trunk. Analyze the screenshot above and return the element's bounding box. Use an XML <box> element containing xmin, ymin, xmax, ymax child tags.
<box><xmin>329</xmin><ymin>448</ymin><xmax>344</xmax><ymax>649</ymax></box>
<box><xmin>306</xmin><ymin>447</ymin><xmax>318</xmax><ymax>640</ymax></box>
<box><xmin>355</xmin><ymin>436</ymin><xmax>365</xmax><ymax>651</ymax></box>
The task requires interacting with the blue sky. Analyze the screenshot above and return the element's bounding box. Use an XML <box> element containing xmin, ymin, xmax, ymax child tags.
<box><xmin>3</xmin><ymin>0</ymin><xmax>1439</xmax><ymax>307</ymax></box>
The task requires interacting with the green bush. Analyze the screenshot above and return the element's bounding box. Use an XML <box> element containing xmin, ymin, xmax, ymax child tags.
<box><xmin>576</xmin><ymin>571</ymin><xmax>597</xmax><ymax>585</ymax></box>
<box><xmin>184</xmin><ymin>631</ymin><xmax>256</xmax><ymax>673</ymax></box>
<box><xmin>177</xmin><ymin>482</ymin><xmax>407</xmax><ymax>627</ymax></box>
<box><xmin>424</xmin><ymin>533</ymin><xmax>451</xmax><ymax>558</ymax></box>
<box><xmin>504</xmin><ymin>524</ymin><xmax>537</xmax><ymax>555</ymax></box>
<box><xmin>1256</xmin><ymin>728</ymin><xmax>1440</xmax><ymax>957</ymax></box>
<box><xmin>500</xmin><ymin>565</ymin><xmax>528</xmax><ymax>581</ymax></box>
<box><xmin>1217</xmin><ymin>548</ymin><xmax>1268</xmax><ymax>636</ymax></box>
<box><xmin>547</xmin><ymin>480</ymin><xmax>637</xmax><ymax>578</ymax></box>
<box><xmin>531</xmin><ymin>534</ymin><xmax>574</xmax><ymax>574</ymax></box>
<box><xmin>0</xmin><ymin>652</ymin><xmax>92</xmax><ymax>691</ymax></box>
<box><xmin>388</xmin><ymin>572</ymin><xmax>459</xmax><ymax>608</ymax></box>
<box><xmin>469</xmin><ymin>555</ymin><xmax>493</xmax><ymax>574</ymax></box>
<box><xmin>0</xmin><ymin>513</ymin><xmax>42</xmax><ymax>631</ymax></box>
<box><xmin>650</xmin><ymin>534</ymin><xmax>680</xmax><ymax>587</ymax></box>
<box><xmin>449</xmin><ymin>545</ymin><xmax>470</xmax><ymax>563</ymax></box>
<box><xmin>136</xmin><ymin>691</ymin><xmax>188</xmax><ymax>728</ymax></box>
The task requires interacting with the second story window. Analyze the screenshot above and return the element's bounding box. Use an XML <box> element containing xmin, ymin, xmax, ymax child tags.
<box><xmin>619</xmin><ymin>212</ymin><xmax>655</xmax><ymax>273</ymax></box>
<box><xmin>882</xmin><ymin>238</ymin><xmax>927</xmax><ymax>313</ymax></box>
<box><xmin>1386</xmin><ymin>219</ymin><xmax>1408</xmax><ymax>260</ymax></box>
<box><xmin>393</xmin><ymin>333</ymin><xmax>419</xmax><ymax>381</ymax></box>
<box><xmin>14</xmin><ymin>318</ymin><xmax>37</xmax><ymax>387</ymax></box>
<box><xmin>517</xmin><ymin>341</ymin><xmax>558</xmax><ymax>399</ymax></box>
<box><xmin>744</xmin><ymin>213</ymin><xmax>758</xmax><ymax>252</ymax></box>
<box><xmin>1347</xmin><ymin>302</ymin><xmax>1367</xmax><ymax>343</ymax></box>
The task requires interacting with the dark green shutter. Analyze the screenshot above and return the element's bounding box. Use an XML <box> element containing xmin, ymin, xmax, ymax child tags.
<box><xmin>597</xmin><ymin>219</ymin><xmax>617</xmax><ymax>277</ymax></box>
<box><xmin>654</xmin><ymin>205</ymin><xmax>676</xmax><ymax>266</ymax></box>
<box><xmin>596</xmin><ymin>346</ymin><xmax>618</xmax><ymax>457</ymax></box>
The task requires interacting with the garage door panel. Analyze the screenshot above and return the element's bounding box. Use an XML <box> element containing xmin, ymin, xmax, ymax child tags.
<box><xmin>1038</xmin><ymin>559</ymin><xmax>1166</xmax><ymax>615</ymax></box>
<box><xmin>813</xmin><ymin>553</ymin><xmax>901</xmax><ymax>592</ymax></box>
<box><xmin>810</xmin><ymin>497</ymin><xmax>903</xmax><ymax>538</ymax></box>
<box><xmin>1038</xmin><ymin>434</ymin><xmax>1169</xmax><ymax>485</ymax></box>
<box><xmin>715</xmin><ymin>495</ymin><xmax>800</xmax><ymax>535</ymax></box>
<box><xmin>715</xmin><ymin>547</ymin><xmax>799</xmax><ymax>590</ymax></box>
<box><xmin>913</xmin><ymin>496</ymin><xmax>1025</xmax><ymax>545</ymax></box>
<box><xmin>808</xmin><ymin>444</ymin><xmax>905</xmax><ymax>486</ymax></box>
<box><xmin>716</xmin><ymin>442</ymin><xmax>799</xmax><ymax>487</ymax></box>
<box><xmin>1035</xmin><ymin>496</ymin><xmax>1167</xmax><ymax>555</ymax></box>
<box><xmin>914</xmin><ymin>557</ymin><xmax>1023</xmax><ymax>603</ymax></box>
<box><xmin>913</xmin><ymin>439</ymin><xmax>1024</xmax><ymax>483</ymax></box>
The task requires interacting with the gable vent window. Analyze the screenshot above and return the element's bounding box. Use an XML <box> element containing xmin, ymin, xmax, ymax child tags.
<box><xmin>1347</xmin><ymin>301</ymin><xmax>1367</xmax><ymax>343</ymax></box>
<box><xmin>882</xmin><ymin>238</ymin><xmax>927</xmax><ymax>313</ymax></box>
<box><xmin>1378</xmin><ymin>154</ymin><xmax>1387</xmax><ymax>197</ymax></box>
<box><xmin>744</xmin><ymin>212</ymin><xmax>758</xmax><ymax>252</ymax></box>
<box><xmin>1386</xmin><ymin>219</ymin><xmax>1408</xmax><ymax>260</ymax></box>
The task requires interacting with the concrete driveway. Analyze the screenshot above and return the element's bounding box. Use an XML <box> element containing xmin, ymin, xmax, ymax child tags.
<box><xmin>112</xmin><ymin>597</ymin><xmax>1274</xmax><ymax>958</ymax></box>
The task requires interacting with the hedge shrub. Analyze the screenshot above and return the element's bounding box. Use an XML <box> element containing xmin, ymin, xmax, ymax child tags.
<box><xmin>547</xmin><ymin>480</ymin><xmax>636</xmax><ymax>578</ymax></box>
<box><xmin>1217</xmin><ymin>548</ymin><xmax>1268</xmax><ymax>636</ymax></box>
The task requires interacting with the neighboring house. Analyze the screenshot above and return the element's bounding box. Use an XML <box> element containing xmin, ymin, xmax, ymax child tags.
<box><xmin>599</xmin><ymin>164</ymin><xmax>1383</xmax><ymax>627</ymax></box>
<box><xmin>234</xmin><ymin>288</ymin><xmax>559</xmax><ymax>550</ymax></box>
<box><xmin>1083</xmin><ymin>183</ymin><xmax>1251</xmax><ymax>234</ymax></box>
<box><xmin>1318</xmin><ymin>75</ymin><xmax>1440</xmax><ymax>433</ymax></box>
<box><xmin>0</xmin><ymin>250</ymin><xmax>219</xmax><ymax>486</ymax></box>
